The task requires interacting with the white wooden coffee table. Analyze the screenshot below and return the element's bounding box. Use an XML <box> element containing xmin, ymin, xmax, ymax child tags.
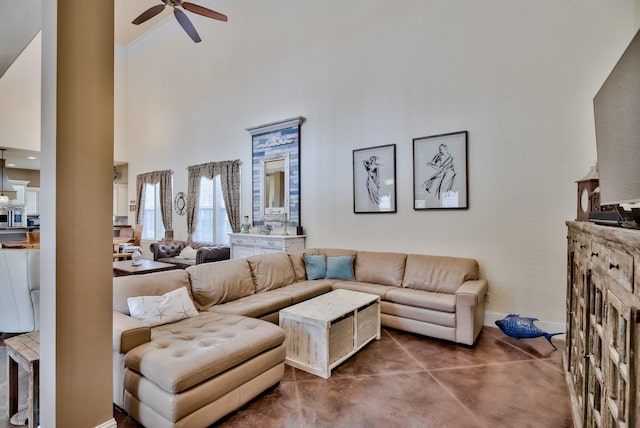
<box><xmin>279</xmin><ymin>289</ymin><xmax>380</xmax><ymax>378</ymax></box>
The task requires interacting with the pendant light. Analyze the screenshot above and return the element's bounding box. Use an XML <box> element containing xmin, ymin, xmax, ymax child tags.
<box><xmin>0</xmin><ymin>149</ymin><xmax>12</xmax><ymax>205</ymax></box>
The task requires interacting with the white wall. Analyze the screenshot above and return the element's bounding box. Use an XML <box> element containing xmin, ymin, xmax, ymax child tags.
<box><xmin>124</xmin><ymin>0</ymin><xmax>638</xmax><ymax>324</ymax></box>
<box><xmin>0</xmin><ymin>31</ymin><xmax>41</xmax><ymax>151</ymax></box>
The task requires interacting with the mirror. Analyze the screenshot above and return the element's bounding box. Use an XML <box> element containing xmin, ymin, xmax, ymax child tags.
<box><xmin>248</xmin><ymin>116</ymin><xmax>303</xmax><ymax>229</ymax></box>
<box><xmin>261</xmin><ymin>154</ymin><xmax>289</xmax><ymax>216</ymax></box>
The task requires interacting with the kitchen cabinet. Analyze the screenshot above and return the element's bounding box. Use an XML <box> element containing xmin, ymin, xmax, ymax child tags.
<box><xmin>25</xmin><ymin>187</ymin><xmax>39</xmax><ymax>216</ymax></box>
<box><xmin>8</xmin><ymin>180</ymin><xmax>29</xmax><ymax>206</ymax></box>
<box><xmin>113</xmin><ymin>184</ymin><xmax>128</xmax><ymax>217</ymax></box>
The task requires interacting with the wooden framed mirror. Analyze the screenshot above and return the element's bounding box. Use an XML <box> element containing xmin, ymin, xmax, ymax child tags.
<box><xmin>247</xmin><ymin>116</ymin><xmax>304</xmax><ymax>229</ymax></box>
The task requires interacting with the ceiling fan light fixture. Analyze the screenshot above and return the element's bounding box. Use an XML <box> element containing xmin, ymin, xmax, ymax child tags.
<box><xmin>132</xmin><ymin>0</ymin><xmax>227</xmax><ymax>43</ymax></box>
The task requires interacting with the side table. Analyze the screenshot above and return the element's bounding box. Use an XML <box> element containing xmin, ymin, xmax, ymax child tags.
<box><xmin>5</xmin><ymin>331</ymin><xmax>40</xmax><ymax>428</ymax></box>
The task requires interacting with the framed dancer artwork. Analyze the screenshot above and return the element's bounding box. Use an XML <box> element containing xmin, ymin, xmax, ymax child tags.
<box><xmin>353</xmin><ymin>144</ymin><xmax>397</xmax><ymax>214</ymax></box>
<box><xmin>413</xmin><ymin>131</ymin><xmax>468</xmax><ymax>210</ymax></box>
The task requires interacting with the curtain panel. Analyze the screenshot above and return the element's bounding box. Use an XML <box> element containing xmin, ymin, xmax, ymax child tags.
<box><xmin>186</xmin><ymin>159</ymin><xmax>241</xmax><ymax>240</ymax></box>
<box><xmin>135</xmin><ymin>170</ymin><xmax>174</xmax><ymax>233</ymax></box>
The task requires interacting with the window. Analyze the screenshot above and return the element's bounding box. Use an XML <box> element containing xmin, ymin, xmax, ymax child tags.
<box><xmin>141</xmin><ymin>183</ymin><xmax>165</xmax><ymax>241</ymax></box>
<box><xmin>193</xmin><ymin>176</ymin><xmax>232</xmax><ymax>244</ymax></box>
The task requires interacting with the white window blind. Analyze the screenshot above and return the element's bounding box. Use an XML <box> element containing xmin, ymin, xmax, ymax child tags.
<box><xmin>193</xmin><ymin>176</ymin><xmax>232</xmax><ymax>244</ymax></box>
<box><xmin>141</xmin><ymin>183</ymin><xmax>165</xmax><ymax>241</ymax></box>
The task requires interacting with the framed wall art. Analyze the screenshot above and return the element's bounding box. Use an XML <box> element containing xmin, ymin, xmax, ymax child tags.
<box><xmin>353</xmin><ymin>144</ymin><xmax>397</xmax><ymax>213</ymax></box>
<box><xmin>413</xmin><ymin>131</ymin><xmax>468</xmax><ymax>210</ymax></box>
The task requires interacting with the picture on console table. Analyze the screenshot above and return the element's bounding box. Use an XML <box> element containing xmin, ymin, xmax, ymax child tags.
<box><xmin>352</xmin><ymin>144</ymin><xmax>396</xmax><ymax>213</ymax></box>
<box><xmin>413</xmin><ymin>131</ymin><xmax>468</xmax><ymax>210</ymax></box>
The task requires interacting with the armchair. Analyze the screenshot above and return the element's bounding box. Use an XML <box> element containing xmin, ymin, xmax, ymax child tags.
<box><xmin>0</xmin><ymin>249</ymin><xmax>39</xmax><ymax>333</ymax></box>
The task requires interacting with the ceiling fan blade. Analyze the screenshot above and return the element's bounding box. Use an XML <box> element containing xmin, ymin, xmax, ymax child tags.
<box><xmin>181</xmin><ymin>2</ymin><xmax>228</xmax><ymax>22</ymax></box>
<box><xmin>132</xmin><ymin>4</ymin><xmax>166</xmax><ymax>25</ymax></box>
<box><xmin>174</xmin><ymin>8</ymin><xmax>201</xmax><ymax>43</ymax></box>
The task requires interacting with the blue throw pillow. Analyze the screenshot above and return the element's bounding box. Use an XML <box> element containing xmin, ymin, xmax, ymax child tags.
<box><xmin>326</xmin><ymin>256</ymin><xmax>355</xmax><ymax>281</ymax></box>
<box><xmin>303</xmin><ymin>254</ymin><xmax>327</xmax><ymax>280</ymax></box>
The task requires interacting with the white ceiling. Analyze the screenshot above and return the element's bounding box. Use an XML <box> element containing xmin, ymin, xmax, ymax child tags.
<box><xmin>1</xmin><ymin>148</ymin><xmax>41</xmax><ymax>170</ymax></box>
<box><xmin>115</xmin><ymin>0</ymin><xmax>173</xmax><ymax>46</ymax></box>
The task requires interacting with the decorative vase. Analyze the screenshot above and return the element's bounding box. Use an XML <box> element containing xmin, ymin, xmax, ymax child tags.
<box><xmin>131</xmin><ymin>250</ymin><xmax>142</xmax><ymax>266</ymax></box>
<box><xmin>241</xmin><ymin>216</ymin><xmax>251</xmax><ymax>234</ymax></box>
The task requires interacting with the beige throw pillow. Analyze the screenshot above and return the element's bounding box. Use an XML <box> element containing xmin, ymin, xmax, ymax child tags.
<box><xmin>127</xmin><ymin>287</ymin><xmax>198</xmax><ymax>327</ymax></box>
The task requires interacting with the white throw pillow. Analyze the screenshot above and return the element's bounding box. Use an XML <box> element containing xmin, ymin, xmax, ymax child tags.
<box><xmin>127</xmin><ymin>287</ymin><xmax>198</xmax><ymax>327</ymax></box>
<box><xmin>177</xmin><ymin>246</ymin><xmax>198</xmax><ymax>259</ymax></box>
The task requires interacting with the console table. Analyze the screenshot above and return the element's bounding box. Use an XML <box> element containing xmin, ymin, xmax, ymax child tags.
<box><xmin>6</xmin><ymin>331</ymin><xmax>39</xmax><ymax>428</ymax></box>
<box><xmin>228</xmin><ymin>233</ymin><xmax>305</xmax><ymax>259</ymax></box>
<box><xmin>565</xmin><ymin>221</ymin><xmax>639</xmax><ymax>428</ymax></box>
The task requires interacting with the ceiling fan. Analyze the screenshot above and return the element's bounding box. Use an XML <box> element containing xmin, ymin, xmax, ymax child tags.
<box><xmin>132</xmin><ymin>0</ymin><xmax>227</xmax><ymax>43</ymax></box>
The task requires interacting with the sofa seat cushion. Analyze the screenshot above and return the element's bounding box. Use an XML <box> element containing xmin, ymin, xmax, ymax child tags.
<box><xmin>124</xmin><ymin>312</ymin><xmax>285</xmax><ymax>394</ymax></box>
<box><xmin>381</xmin><ymin>301</ymin><xmax>456</xmax><ymax>327</ymax></box>
<box><xmin>402</xmin><ymin>254</ymin><xmax>479</xmax><ymax>294</ymax></box>
<box><xmin>268</xmin><ymin>280</ymin><xmax>333</xmax><ymax>304</ymax></box>
<box><xmin>385</xmin><ymin>287</ymin><xmax>456</xmax><ymax>313</ymax></box>
<box><xmin>331</xmin><ymin>281</ymin><xmax>393</xmax><ymax>298</ymax></box>
<box><xmin>158</xmin><ymin>257</ymin><xmax>196</xmax><ymax>269</ymax></box>
<box><xmin>208</xmin><ymin>292</ymin><xmax>293</xmax><ymax>318</ymax></box>
<box><xmin>123</xmin><ymin>344</ymin><xmax>285</xmax><ymax>424</ymax></box>
<box><xmin>355</xmin><ymin>251</ymin><xmax>407</xmax><ymax>287</ymax></box>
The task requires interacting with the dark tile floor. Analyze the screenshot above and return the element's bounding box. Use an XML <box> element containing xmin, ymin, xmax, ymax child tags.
<box><xmin>1</xmin><ymin>327</ymin><xmax>572</xmax><ymax>428</ymax></box>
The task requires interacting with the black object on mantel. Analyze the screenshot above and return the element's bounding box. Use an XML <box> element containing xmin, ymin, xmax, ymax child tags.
<box><xmin>589</xmin><ymin>206</ymin><xmax>640</xmax><ymax>229</ymax></box>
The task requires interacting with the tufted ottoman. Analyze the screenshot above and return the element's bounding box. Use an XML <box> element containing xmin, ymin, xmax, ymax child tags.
<box><xmin>122</xmin><ymin>312</ymin><xmax>286</xmax><ymax>428</ymax></box>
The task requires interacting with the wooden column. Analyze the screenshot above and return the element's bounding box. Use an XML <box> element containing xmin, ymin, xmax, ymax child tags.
<box><xmin>41</xmin><ymin>0</ymin><xmax>115</xmax><ymax>426</ymax></box>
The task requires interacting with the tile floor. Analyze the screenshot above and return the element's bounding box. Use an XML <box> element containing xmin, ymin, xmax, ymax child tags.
<box><xmin>1</xmin><ymin>327</ymin><xmax>572</xmax><ymax>428</ymax></box>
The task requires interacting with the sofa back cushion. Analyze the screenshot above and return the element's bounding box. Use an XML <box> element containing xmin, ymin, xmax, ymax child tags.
<box><xmin>318</xmin><ymin>248</ymin><xmax>358</xmax><ymax>257</ymax></box>
<box><xmin>288</xmin><ymin>249</ymin><xmax>320</xmax><ymax>281</ymax></box>
<box><xmin>187</xmin><ymin>259</ymin><xmax>254</xmax><ymax>309</ymax></box>
<box><xmin>247</xmin><ymin>252</ymin><xmax>297</xmax><ymax>292</ymax></box>
<box><xmin>355</xmin><ymin>251</ymin><xmax>406</xmax><ymax>287</ymax></box>
<box><xmin>113</xmin><ymin>269</ymin><xmax>192</xmax><ymax>315</ymax></box>
<box><xmin>402</xmin><ymin>254</ymin><xmax>479</xmax><ymax>294</ymax></box>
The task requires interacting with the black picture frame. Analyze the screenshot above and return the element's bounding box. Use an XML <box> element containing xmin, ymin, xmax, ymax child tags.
<box><xmin>413</xmin><ymin>131</ymin><xmax>468</xmax><ymax>210</ymax></box>
<box><xmin>353</xmin><ymin>144</ymin><xmax>397</xmax><ymax>213</ymax></box>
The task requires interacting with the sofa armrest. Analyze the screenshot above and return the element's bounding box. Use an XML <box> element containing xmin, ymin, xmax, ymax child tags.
<box><xmin>455</xmin><ymin>279</ymin><xmax>488</xmax><ymax>307</ymax></box>
<box><xmin>113</xmin><ymin>311</ymin><xmax>151</xmax><ymax>354</ymax></box>
<box><xmin>196</xmin><ymin>245</ymin><xmax>231</xmax><ymax>265</ymax></box>
<box><xmin>149</xmin><ymin>241</ymin><xmax>187</xmax><ymax>261</ymax></box>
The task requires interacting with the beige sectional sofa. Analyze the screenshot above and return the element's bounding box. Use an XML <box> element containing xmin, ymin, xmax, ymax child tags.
<box><xmin>112</xmin><ymin>248</ymin><xmax>487</xmax><ymax>427</ymax></box>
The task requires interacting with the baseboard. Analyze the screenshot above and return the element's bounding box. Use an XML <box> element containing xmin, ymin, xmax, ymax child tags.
<box><xmin>484</xmin><ymin>311</ymin><xmax>566</xmax><ymax>338</ymax></box>
<box><xmin>94</xmin><ymin>419</ymin><xmax>117</xmax><ymax>428</ymax></box>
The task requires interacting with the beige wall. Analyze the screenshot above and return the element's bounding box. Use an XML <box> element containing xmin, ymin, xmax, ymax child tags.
<box><xmin>6</xmin><ymin>168</ymin><xmax>40</xmax><ymax>187</ymax></box>
<box><xmin>124</xmin><ymin>0</ymin><xmax>638</xmax><ymax>325</ymax></box>
<box><xmin>0</xmin><ymin>32</ymin><xmax>40</xmax><ymax>152</ymax></box>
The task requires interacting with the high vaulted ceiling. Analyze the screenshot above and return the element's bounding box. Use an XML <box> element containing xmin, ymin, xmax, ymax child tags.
<box><xmin>0</xmin><ymin>0</ymin><xmax>41</xmax><ymax>79</ymax></box>
<box><xmin>0</xmin><ymin>0</ymin><xmax>180</xmax><ymax>79</ymax></box>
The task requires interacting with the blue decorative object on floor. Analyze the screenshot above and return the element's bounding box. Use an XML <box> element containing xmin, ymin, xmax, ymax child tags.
<box><xmin>495</xmin><ymin>314</ymin><xmax>563</xmax><ymax>350</ymax></box>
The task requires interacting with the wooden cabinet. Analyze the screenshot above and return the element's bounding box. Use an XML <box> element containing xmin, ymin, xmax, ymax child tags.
<box><xmin>113</xmin><ymin>184</ymin><xmax>128</xmax><ymax>217</ymax></box>
<box><xmin>228</xmin><ymin>233</ymin><xmax>305</xmax><ymax>259</ymax></box>
<box><xmin>8</xmin><ymin>180</ymin><xmax>29</xmax><ymax>206</ymax></box>
<box><xmin>565</xmin><ymin>221</ymin><xmax>639</xmax><ymax>428</ymax></box>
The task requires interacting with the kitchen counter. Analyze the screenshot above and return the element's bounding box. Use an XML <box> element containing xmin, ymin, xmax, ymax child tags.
<box><xmin>0</xmin><ymin>227</ymin><xmax>40</xmax><ymax>243</ymax></box>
